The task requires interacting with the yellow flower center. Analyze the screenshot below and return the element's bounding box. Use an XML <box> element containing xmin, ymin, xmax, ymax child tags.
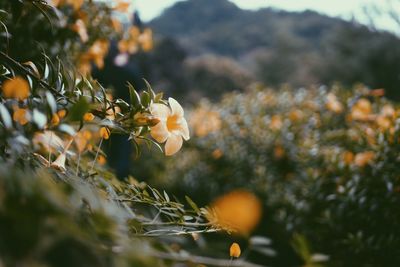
<box><xmin>167</xmin><ymin>115</ymin><xmax>181</xmax><ymax>132</ymax></box>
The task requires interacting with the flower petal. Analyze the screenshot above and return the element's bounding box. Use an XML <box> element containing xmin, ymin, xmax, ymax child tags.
<box><xmin>151</xmin><ymin>121</ymin><xmax>169</xmax><ymax>143</ymax></box>
<box><xmin>169</xmin><ymin>97</ymin><xmax>184</xmax><ymax>117</ymax></box>
<box><xmin>150</xmin><ymin>103</ymin><xmax>170</xmax><ymax>119</ymax></box>
<box><xmin>165</xmin><ymin>134</ymin><xmax>183</xmax><ymax>156</ymax></box>
<box><xmin>179</xmin><ymin>118</ymin><xmax>190</xmax><ymax>141</ymax></box>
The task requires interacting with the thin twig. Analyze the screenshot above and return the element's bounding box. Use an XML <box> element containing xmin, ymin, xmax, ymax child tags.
<box><xmin>90</xmin><ymin>138</ymin><xmax>103</xmax><ymax>171</ymax></box>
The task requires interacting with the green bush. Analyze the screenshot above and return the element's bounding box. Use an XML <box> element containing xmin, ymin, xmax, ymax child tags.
<box><xmin>142</xmin><ymin>84</ymin><xmax>400</xmax><ymax>266</ymax></box>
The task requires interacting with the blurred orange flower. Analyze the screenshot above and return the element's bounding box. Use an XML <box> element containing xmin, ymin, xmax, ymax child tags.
<box><xmin>97</xmin><ymin>155</ymin><xmax>107</xmax><ymax>165</ymax></box>
<box><xmin>114</xmin><ymin>0</ymin><xmax>130</xmax><ymax>12</ymax></box>
<box><xmin>72</xmin><ymin>19</ymin><xmax>88</xmax><ymax>43</ymax></box>
<box><xmin>139</xmin><ymin>28</ymin><xmax>153</xmax><ymax>52</ymax></box>
<box><xmin>1</xmin><ymin>76</ymin><xmax>30</xmax><ymax>101</ymax></box>
<box><xmin>326</xmin><ymin>93</ymin><xmax>343</xmax><ymax>113</ymax></box>
<box><xmin>208</xmin><ymin>190</ymin><xmax>262</xmax><ymax>235</ymax></box>
<box><xmin>150</xmin><ymin>98</ymin><xmax>190</xmax><ymax>156</ymax></box>
<box><xmin>74</xmin><ymin>130</ymin><xmax>92</xmax><ymax>153</ymax></box>
<box><xmin>354</xmin><ymin>151</ymin><xmax>375</xmax><ymax>167</ymax></box>
<box><xmin>350</xmin><ymin>98</ymin><xmax>374</xmax><ymax>121</ymax></box>
<box><xmin>57</xmin><ymin>109</ymin><xmax>67</xmax><ymax>119</ymax></box>
<box><xmin>190</xmin><ymin>108</ymin><xmax>221</xmax><ymax>137</ymax></box>
<box><xmin>118</xmin><ymin>39</ymin><xmax>139</xmax><ymax>54</ymax></box>
<box><xmin>33</xmin><ymin>131</ymin><xmax>65</xmax><ymax>153</ymax></box>
<box><xmin>376</xmin><ymin>116</ymin><xmax>391</xmax><ymax>131</ymax></box>
<box><xmin>381</xmin><ymin>104</ymin><xmax>396</xmax><ymax>118</ymax></box>
<box><xmin>289</xmin><ymin>109</ymin><xmax>304</xmax><ymax>122</ymax></box>
<box><xmin>111</xmin><ymin>18</ymin><xmax>123</xmax><ymax>33</ymax></box>
<box><xmin>13</xmin><ymin>107</ymin><xmax>29</xmax><ymax>125</ymax></box>
<box><xmin>270</xmin><ymin>115</ymin><xmax>282</xmax><ymax>130</ymax></box>
<box><xmin>212</xmin><ymin>149</ymin><xmax>223</xmax><ymax>159</ymax></box>
<box><xmin>50</xmin><ymin>0</ymin><xmax>84</xmax><ymax>10</ymax></box>
<box><xmin>68</xmin><ymin>0</ymin><xmax>84</xmax><ymax>10</ymax></box>
<box><xmin>342</xmin><ymin>151</ymin><xmax>354</xmax><ymax>165</ymax></box>
<box><xmin>79</xmin><ymin>39</ymin><xmax>109</xmax><ymax>74</ymax></box>
<box><xmin>274</xmin><ymin>145</ymin><xmax>285</xmax><ymax>159</ymax></box>
<box><xmin>118</xmin><ymin>26</ymin><xmax>153</xmax><ymax>54</ymax></box>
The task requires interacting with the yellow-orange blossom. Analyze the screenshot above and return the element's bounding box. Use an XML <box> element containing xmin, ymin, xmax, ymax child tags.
<box><xmin>150</xmin><ymin>98</ymin><xmax>190</xmax><ymax>156</ymax></box>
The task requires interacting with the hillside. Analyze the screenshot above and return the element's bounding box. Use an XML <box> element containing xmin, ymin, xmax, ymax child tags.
<box><xmin>150</xmin><ymin>0</ymin><xmax>347</xmax><ymax>57</ymax></box>
<box><xmin>147</xmin><ymin>0</ymin><xmax>400</xmax><ymax>100</ymax></box>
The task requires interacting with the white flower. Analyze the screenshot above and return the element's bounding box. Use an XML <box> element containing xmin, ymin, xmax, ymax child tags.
<box><xmin>150</xmin><ymin>98</ymin><xmax>190</xmax><ymax>156</ymax></box>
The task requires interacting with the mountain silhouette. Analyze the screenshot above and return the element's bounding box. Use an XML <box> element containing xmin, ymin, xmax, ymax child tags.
<box><xmin>148</xmin><ymin>0</ymin><xmax>400</xmax><ymax>99</ymax></box>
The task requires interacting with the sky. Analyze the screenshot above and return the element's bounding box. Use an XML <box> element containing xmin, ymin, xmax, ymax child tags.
<box><xmin>133</xmin><ymin>0</ymin><xmax>399</xmax><ymax>33</ymax></box>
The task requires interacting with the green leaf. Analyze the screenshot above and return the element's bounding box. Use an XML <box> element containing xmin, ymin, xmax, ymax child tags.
<box><xmin>115</xmin><ymin>99</ymin><xmax>130</xmax><ymax>112</ymax></box>
<box><xmin>128</xmin><ymin>83</ymin><xmax>141</xmax><ymax>109</ymax></box>
<box><xmin>143</xmin><ymin>79</ymin><xmax>156</xmax><ymax>101</ymax></box>
<box><xmin>163</xmin><ymin>190</ymin><xmax>170</xmax><ymax>202</ymax></box>
<box><xmin>185</xmin><ymin>196</ymin><xmax>200</xmax><ymax>214</ymax></box>
<box><xmin>23</xmin><ymin>61</ymin><xmax>40</xmax><ymax>78</ymax></box>
<box><xmin>140</xmin><ymin>91</ymin><xmax>151</xmax><ymax>107</ymax></box>
<box><xmin>68</xmin><ymin>97</ymin><xmax>89</xmax><ymax>121</ymax></box>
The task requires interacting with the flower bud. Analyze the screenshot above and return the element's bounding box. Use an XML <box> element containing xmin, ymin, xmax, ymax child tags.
<box><xmin>230</xmin><ymin>243</ymin><xmax>241</xmax><ymax>258</ymax></box>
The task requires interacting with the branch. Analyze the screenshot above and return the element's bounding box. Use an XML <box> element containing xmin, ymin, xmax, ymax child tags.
<box><xmin>0</xmin><ymin>51</ymin><xmax>66</xmax><ymax>99</ymax></box>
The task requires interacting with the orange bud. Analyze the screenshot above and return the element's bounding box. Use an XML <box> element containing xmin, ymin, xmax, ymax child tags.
<box><xmin>97</xmin><ymin>155</ymin><xmax>106</xmax><ymax>165</ymax></box>
<box><xmin>99</xmin><ymin>127</ymin><xmax>110</xmax><ymax>140</ymax></box>
<box><xmin>57</xmin><ymin>109</ymin><xmax>67</xmax><ymax>119</ymax></box>
<box><xmin>83</xmin><ymin>112</ymin><xmax>95</xmax><ymax>121</ymax></box>
<box><xmin>230</xmin><ymin>243</ymin><xmax>241</xmax><ymax>258</ymax></box>
<box><xmin>51</xmin><ymin>114</ymin><xmax>60</xmax><ymax>126</ymax></box>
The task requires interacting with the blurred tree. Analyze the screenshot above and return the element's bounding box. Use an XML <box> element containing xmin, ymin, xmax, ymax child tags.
<box><xmin>318</xmin><ymin>24</ymin><xmax>400</xmax><ymax>100</ymax></box>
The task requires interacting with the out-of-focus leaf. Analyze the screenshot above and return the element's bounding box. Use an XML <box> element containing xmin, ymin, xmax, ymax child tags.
<box><xmin>58</xmin><ymin>124</ymin><xmax>76</xmax><ymax>136</ymax></box>
<box><xmin>253</xmin><ymin>247</ymin><xmax>277</xmax><ymax>257</ymax></box>
<box><xmin>46</xmin><ymin>91</ymin><xmax>57</xmax><ymax>114</ymax></box>
<box><xmin>68</xmin><ymin>97</ymin><xmax>89</xmax><ymax>121</ymax></box>
<box><xmin>250</xmin><ymin>236</ymin><xmax>272</xmax><ymax>246</ymax></box>
<box><xmin>0</xmin><ymin>104</ymin><xmax>12</xmax><ymax>129</ymax></box>
<box><xmin>32</xmin><ymin>109</ymin><xmax>47</xmax><ymax>129</ymax></box>
<box><xmin>311</xmin><ymin>254</ymin><xmax>330</xmax><ymax>263</ymax></box>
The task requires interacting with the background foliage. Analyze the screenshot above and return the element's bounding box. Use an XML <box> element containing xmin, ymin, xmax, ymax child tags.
<box><xmin>135</xmin><ymin>84</ymin><xmax>400</xmax><ymax>266</ymax></box>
